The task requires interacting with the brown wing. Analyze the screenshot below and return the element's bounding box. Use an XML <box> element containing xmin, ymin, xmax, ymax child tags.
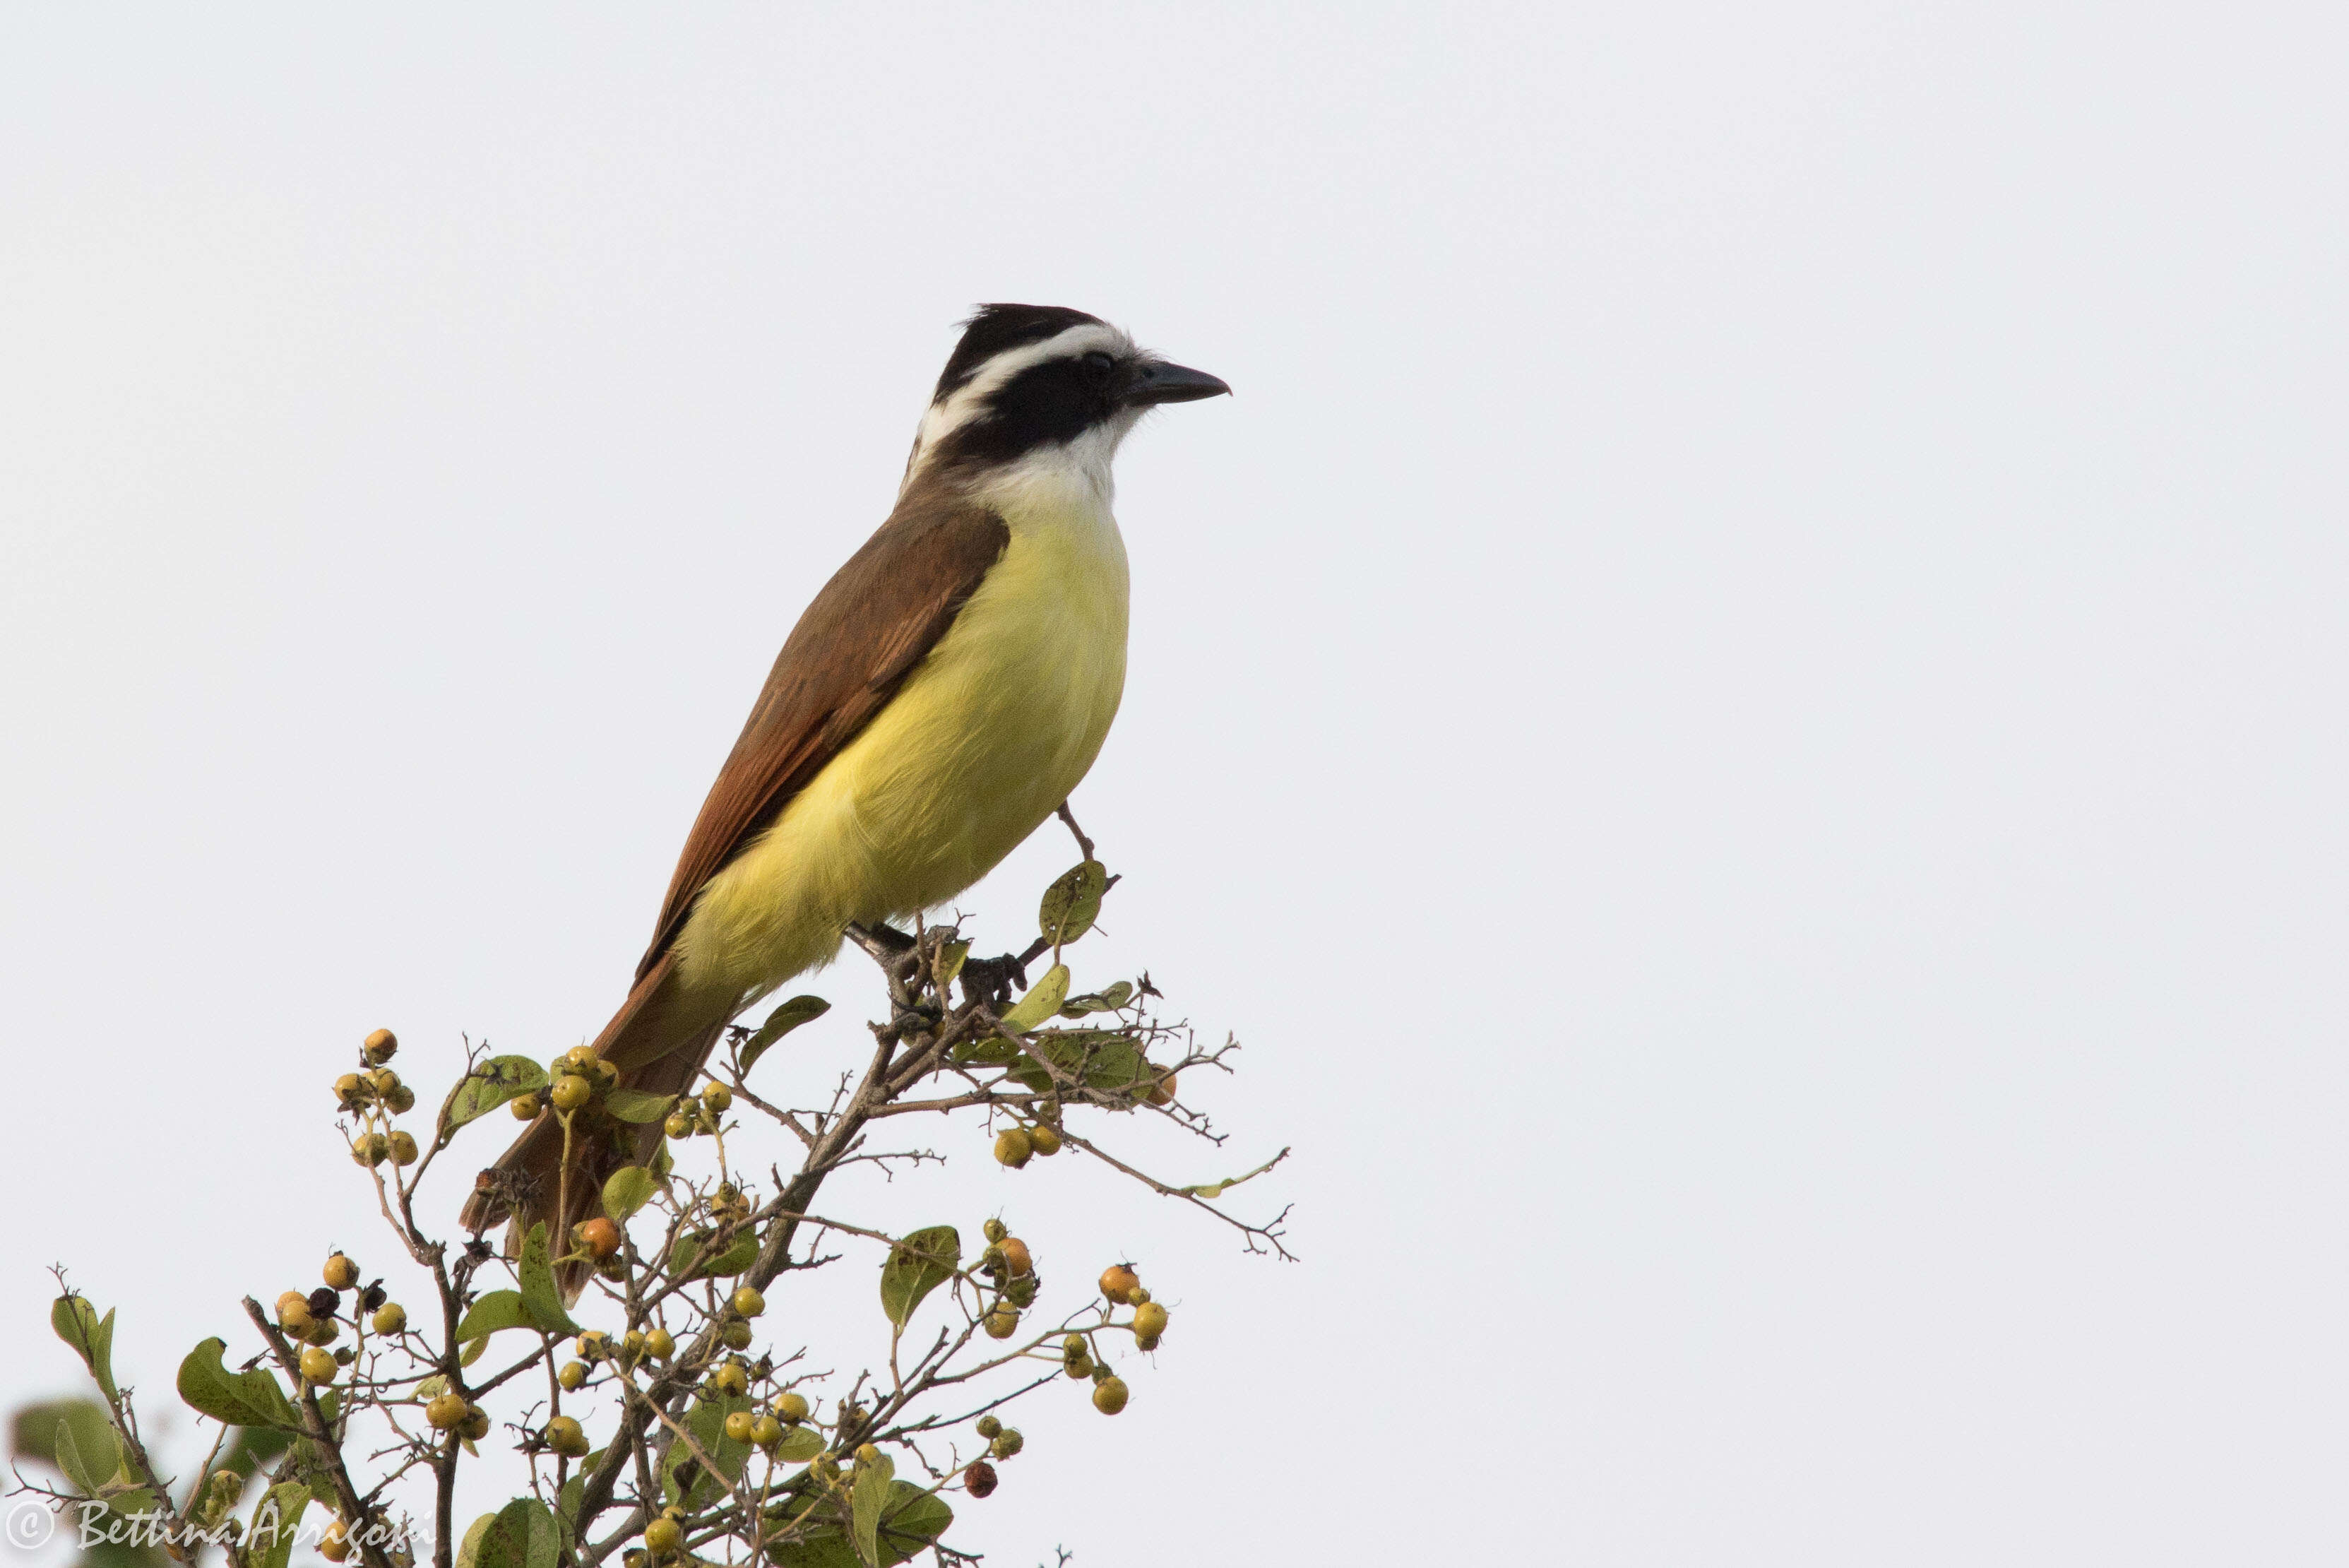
<box><xmin>633</xmin><ymin>490</ymin><xmax>1009</xmax><ymax>980</ymax></box>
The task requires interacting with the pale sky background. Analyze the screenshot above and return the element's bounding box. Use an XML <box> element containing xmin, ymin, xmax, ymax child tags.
<box><xmin>4</xmin><ymin>5</ymin><xmax>2345</xmax><ymax>1565</ymax></box>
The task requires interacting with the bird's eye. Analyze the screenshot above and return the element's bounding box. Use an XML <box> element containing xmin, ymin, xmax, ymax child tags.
<box><xmin>1081</xmin><ymin>350</ymin><xmax>1117</xmax><ymax>379</ymax></box>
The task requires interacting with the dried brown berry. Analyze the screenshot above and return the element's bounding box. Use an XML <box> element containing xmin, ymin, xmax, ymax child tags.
<box><xmin>963</xmin><ymin>1459</ymin><xmax>998</xmax><ymax>1497</ymax></box>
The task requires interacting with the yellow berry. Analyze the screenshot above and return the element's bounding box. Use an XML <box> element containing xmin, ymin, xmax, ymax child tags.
<box><xmin>722</xmin><ymin>1410</ymin><xmax>756</xmax><ymax>1444</ymax></box>
<box><xmin>367</xmin><ymin>1067</ymin><xmax>400</xmax><ymax>1097</ymax></box>
<box><xmin>663</xmin><ymin>1111</ymin><xmax>694</xmax><ymax>1139</ymax></box>
<box><xmin>425</xmin><ymin>1394</ymin><xmax>468</xmax><ymax>1430</ymax></box>
<box><xmin>999</xmin><ymin>1238</ymin><xmax>1033</xmax><ymax>1277</ymax></box>
<box><xmin>855</xmin><ymin>1443</ymin><xmax>881</xmax><ymax>1466</ymax></box>
<box><xmin>713</xmin><ymin>1363</ymin><xmax>749</xmax><ymax>1398</ymax></box>
<box><xmin>576</xmin><ymin>1331</ymin><xmax>608</xmax><ymax>1360</ymax></box>
<box><xmin>751</xmin><ymin>1415</ymin><xmax>783</xmax><ymax>1448</ymax></box>
<box><xmin>1145</xmin><ymin>1069</ymin><xmax>1177</xmax><ymax>1106</ymax></box>
<box><xmin>333</xmin><ymin>1073</ymin><xmax>367</xmax><ymax>1109</ymax></box>
<box><xmin>559</xmin><ymin>1360</ymin><xmax>588</xmax><ymax>1391</ymax></box>
<box><xmin>989</xmin><ymin>1427</ymin><xmax>1023</xmax><ymax>1459</ymax></box>
<box><xmin>720</xmin><ymin>1321</ymin><xmax>752</xmax><ymax>1350</ymax></box>
<box><xmin>544</xmin><ymin>1415</ymin><xmax>588</xmax><ymax>1457</ymax></box>
<box><xmin>323</xmin><ymin>1254</ymin><xmax>359</xmax><ymax>1290</ymax></box>
<box><xmin>1092</xmin><ymin>1376</ymin><xmax>1129</xmax><ymax>1415</ymax></box>
<box><xmin>299</xmin><ymin>1346</ymin><xmax>338</xmax><ymax>1384</ymax></box>
<box><xmin>643</xmin><ymin>1518</ymin><xmax>682</xmax><ymax>1555</ymax></box>
<box><xmin>646</xmin><ymin>1328</ymin><xmax>674</xmax><ymax>1360</ymax></box>
<box><xmin>550</xmin><ymin>1074</ymin><xmax>593</xmax><ymax>1111</ymax></box>
<box><xmin>774</xmin><ymin>1391</ymin><xmax>809</xmax><ymax>1424</ymax></box>
<box><xmin>1098</xmin><ymin>1264</ymin><xmax>1138</xmax><ymax>1305</ymax></box>
<box><xmin>564</xmin><ymin>1045</ymin><xmax>599</xmax><ymax>1073</ymax></box>
<box><xmin>458</xmin><ymin>1407</ymin><xmax>490</xmax><ymax>1442</ymax></box>
<box><xmin>384</xmin><ymin>1083</ymin><xmax>417</xmax><ymax>1115</ymax></box>
<box><xmin>982</xmin><ymin>1305</ymin><xmax>1018</xmax><ymax>1339</ymax></box>
<box><xmin>388</xmin><ymin>1131</ymin><xmax>419</xmax><ymax>1165</ymax></box>
<box><xmin>993</xmin><ymin>1127</ymin><xmax>1033</xmax><ymax>1168</ymax></box>
<box><xmin>730</xmin><ymin>1286</ymin><xmax>764</xmax><ymax>1318</ymax></box>
<box><xmin>511</xmin><ymin>1093</ymin><xmax>541</xmax><ymax>1122</ymax></box>
<box><xmin>319</xmin><ymin>1519</ymin><xmax>352</xmax><ymax>1562</ymax></box>
<box><xmin>1028</xmin><ymin>1124</ymin><xmax>1062</xmax><ymax>1156</ymax></box>
<box><xmin>363</xmin><ymin>1027</ymin><xmax>398</xmax><ymax>1061</ymax></box>
<box><xmin>981</xmin><ymin>1218</ymin><xmax>1008</xmax><ymax>1244</ymax></box>
<box><xmin>371</xmin><ymin>1302</ymin><xmax>406</xmax><ymax>1335</ymax></box>
<box><xmin>351</xmin><ymin>1134</ymin><xmax>389</xmax><ymax>1167</ymax></box>
<box><xmin>701</xmin><ymin>1083</ymin><xmax>733</xmax><ymax>1114</ymax></box>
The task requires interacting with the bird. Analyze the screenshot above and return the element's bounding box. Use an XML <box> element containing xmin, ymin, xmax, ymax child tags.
<box><xmin>458</xmin><ymin>304</ymin><xmax>1228</xmax><ymax>1271</ymax></box>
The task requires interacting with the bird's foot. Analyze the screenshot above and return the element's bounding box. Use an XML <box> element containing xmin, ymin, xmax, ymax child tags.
<box><xmin>956</xmin><ymin>951</ymin><xmax>1031</xmax><ymax>1012</ymax></box>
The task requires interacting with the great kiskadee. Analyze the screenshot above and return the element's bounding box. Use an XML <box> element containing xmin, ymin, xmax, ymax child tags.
<box><xmin>459</xmin><ymin>304</ymin><xmax>1227</xmax><ymax>1261</ymax></box>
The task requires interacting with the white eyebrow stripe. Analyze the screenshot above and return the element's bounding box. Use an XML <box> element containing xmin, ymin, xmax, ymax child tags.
<box><xmin>905</xmin><ymin>321</ymin><xmax>1136</xmax><ymax>482</ymax></box>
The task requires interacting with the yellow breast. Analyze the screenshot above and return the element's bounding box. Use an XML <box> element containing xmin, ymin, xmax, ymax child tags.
<box><xmin>675</xmin><ymin>485</ymin><xmax>1130</xmax><ymax>1002</ymax></box>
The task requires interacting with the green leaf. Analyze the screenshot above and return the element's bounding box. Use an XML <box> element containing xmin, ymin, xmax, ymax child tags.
<box><xmin>741</xmin><ymin>994</ymin><xmax>831</xmax><ymax>1074</ymax></box>
<box><xmin>443</xmin><ymin>1056</ymin><xmax>549</xmax><ymax>1136</ymax></box>
<box><xmin>51</xmin><ymin>1297</ymin><xmax>119</xmax><ymax>1401</ymax></box>
<box><xmin>177</xmin><ymin>1338</ymin><xmax>299</xmax><ymax>1431</ymax></box>
<box><xmin>518</xmin><ymin>1223</ymin><xmax>581</xmax><ymax>1334</ymax></box>
<box><xmin>762</xmin><ymin>1485</ymin><xmax>953</xmax><ymax>1568</ymax></box>
<box><xmin>878</xmin><ymin>1226</ymin><xmax>961</xmax><ymax>1330</ymax></box>
<box><xmin>662</xmin><ymin>1394</ymin><xmax>752</xmax><ymax>1509</ymax></box>
<box><xmin>600</xmin><ymin>1088</ymin><xmax>675</xmax><ymax>1124</ymax></box>
<box><xmin>997</xmin><ymin>964</ymin><xmax>1069</xmax><ymax>1032</ymax></box>
<box><xmin>453</xmin><ymin>1290</ymin><xmax>536</xmax><ymax>1345</ymax></box>
<box><xmin>249</xmin><ymin>1481</ymin><xmax>314</xmax><ymax>1568</ymax></box>
<box><xmin>666</xmin><ymin>1226</ymin><xmax>760</xmax><ymax>1280</ymax></box>
<box><xmin>52</xmin><ymin>1407</ymin><xmax>122</xmax><ymax>1496</ymax></box>
<box><xmin>933</xmin><ymin>941</ymin><xmax>970</xmax><ymax>990</ymax></box>
<box><xmin>602</xmin><ymin>1165</ymin><xmax>662</xmax><ymax>1222</ymax></box>
<box><xmin>1059</xmin><ymin>980</ymin><xmax>1134</xmax><ymax>1018</ymax></box>
<box><xmin>557</xmin><ymin>1451</ymin><xmax>602</xmax><ymax>1534</ymax></box>
<box><xmin>1007</xmin><ymin>1031</ymin><xmax>1149</xmax><ymax>1094</ymax></box>
<box><xmin>1038</xmin><ymin>860</ymin><xmax>1108</xmax><ymax>946</ymax></box>
<box><xmin>851</xmin><ymin>1451</ymin><xmax>896</xmax><ymax>1567</ymax></box>
<box><xmin>456</xmin><ymin>1511</ymin><xmax>514</xmax><ymax>1568</ymax></box>
<box><xmin>775</xmin><ymin>1425</ymin><xmax>826</xmax><ymax>1462</ymax></box>
<box><xmin>457</xmin><ymin>1498</ymin><xmax>561</xmax><ymax>1568</ymax></box>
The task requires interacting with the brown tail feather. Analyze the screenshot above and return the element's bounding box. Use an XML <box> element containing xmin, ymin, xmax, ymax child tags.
<box><xmin>459</xmin><ymin>951</ymin><xmax>735</xmax><ymax>1302</ymax></box>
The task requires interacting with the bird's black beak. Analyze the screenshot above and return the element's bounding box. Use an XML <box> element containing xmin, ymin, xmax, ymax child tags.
<box><xmin>1121</xmin><ymin>359</ymin><xmax>1231</xmax><ymax>407</ymax></box>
